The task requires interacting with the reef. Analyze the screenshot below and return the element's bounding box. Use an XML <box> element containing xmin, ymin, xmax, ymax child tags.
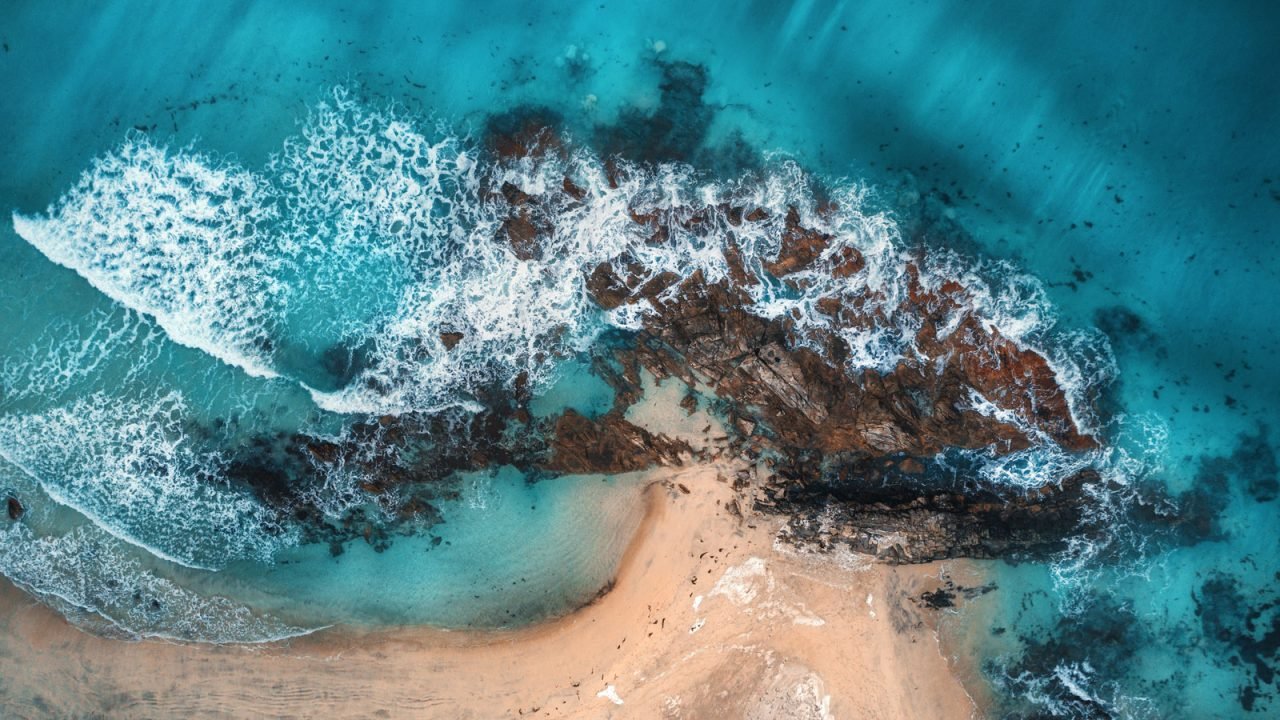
<box><xmin>505</xmin><ymin>116</ymin><xmax>1097</xmax><ymax>564</ymax></box>
<box><xmin>227</xmin><ymin>108</ymin><xmax>1111</xmax><ymax>566</ymax></box>
<box><xmin>573</xmin><ymin>192</ymin><xmax>1099</xmax><ymax>563</ymax></box>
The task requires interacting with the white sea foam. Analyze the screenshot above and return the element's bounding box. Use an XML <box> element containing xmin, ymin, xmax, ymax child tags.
<box><xmin>0</xmin><ymin>305</ymin><xmax>162</xmax><ymax>411</ymax></box>
<box><xmin>0</xmin><ymin>392</ymin><xmax>295</xmax><ymax>569</ymax></box>
<box><xmin>0</xmin><ymin>453</ymin><xmax>307</xmax><ymax>643</ymax></box>
<box><xmin>0</xmin><ymin>521</ymin><xmax>310</xmax><ymax>643</ymax></box>
<box><xmin>12</xmin><ymin>88</ymin><xmax>1100</xmax><ymax>435</ymax></box>
<box><xmin>12</xmin><ymin>141</ymin><xmax>283</xmax><ymax>380</ymax></box>
<box><xmin>1047</xmin><ymin>414</ymin><xmax>1169</xmax><ymax>608</ymax></box>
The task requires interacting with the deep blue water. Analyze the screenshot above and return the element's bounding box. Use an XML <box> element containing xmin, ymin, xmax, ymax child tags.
<box><xmin>1</xmin><ymin>1</ymin><xmax>1277</xmax><ymax>716</ymax></box>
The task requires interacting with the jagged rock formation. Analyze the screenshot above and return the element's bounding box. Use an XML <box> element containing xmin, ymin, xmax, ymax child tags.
<box><xmin>546</xmin><ymin>410</ymin><xmax>692</xmax><ymax>474</ymax></box>
<box><xmin>577</xmin><ymin>208</ymin><xmax>1099</xmax><ymax>562</ymax></box>
<box><xmin>492</xmin><ymin>118</ymin><xmax>1099</xmax><ymax>564</ymax></box>
<box><xmin>763</xmin><ymin>457</ymin><xmax>1100</xmax><ymax>563</ymax></box>
<box><xmin>238</xmin><ymin>115</ymin><xmax>1104</xmax><ymax>563</ymax></box>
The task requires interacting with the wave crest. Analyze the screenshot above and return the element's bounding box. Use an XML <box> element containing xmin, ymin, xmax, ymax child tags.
<box><xmin>13</xmin><ymin>88</ymin><xmax>1101</xmax><ymax>431</ymax></box>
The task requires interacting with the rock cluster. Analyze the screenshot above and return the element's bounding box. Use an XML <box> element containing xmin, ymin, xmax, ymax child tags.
<box><xmin>236</xmin><ymin>117</ymin><xmax>1104</xmax><ymax>564</ymax></box>
<box><xmin>766</xmin><ymin>459</ymin><xmax>1100</xmax><ymax>563</ymax></box>
<box><xmin>490</xmin><ymin>120</ymin><xmax>1100</xmax><ymax>563</ymax></box>
<box><xmin>546</xmin><ymin>410</ymin><xmax>691</xmax><ymax>474</ymax></box>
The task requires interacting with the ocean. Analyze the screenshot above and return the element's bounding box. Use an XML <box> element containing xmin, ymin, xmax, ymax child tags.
<box><xmin>1</xmin><ymin>1</ymin><xmax>1277</xmax><ymax>716</ymax></box>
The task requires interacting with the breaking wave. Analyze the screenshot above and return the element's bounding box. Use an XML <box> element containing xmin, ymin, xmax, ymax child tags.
<box><xmin>0</xmin><ymin>393</ymin><xmax>295</xmax><ymax>570</ymax></box>
<box><xmin>12</xmin><ymin>88</ymin><xmax>1104</xmax><ymax>432</ymax></box>
<box><xmin>0</xmin><ymin>457</ymin><xmax>310</xmax><ymax>643</ymax></box>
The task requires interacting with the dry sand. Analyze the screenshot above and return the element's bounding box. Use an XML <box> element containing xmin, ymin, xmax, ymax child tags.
<box><xmin>0</xmin><ymin>459</ymin><xmax>985</xmax><ymax>719</ymax></box>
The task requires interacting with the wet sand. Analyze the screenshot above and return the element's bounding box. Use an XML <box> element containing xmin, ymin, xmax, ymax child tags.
<box><xmin>0</xmin><ymin>463</ymin><xmax>983</xmax><ymax>719</ymax></box>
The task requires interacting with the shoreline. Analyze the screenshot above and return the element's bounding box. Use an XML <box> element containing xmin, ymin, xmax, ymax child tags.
<box><xmin>0</xmin><ymin>463</ymin><xmax>985</xmax><ymax>718</ymax></box>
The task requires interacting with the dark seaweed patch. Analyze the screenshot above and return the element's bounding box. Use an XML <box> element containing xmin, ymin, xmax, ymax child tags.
<box><xmin>590</xmin><ymin>59</ymin><xmax>762</xmax><ymax>176</ymax></box>
<box><xmin>595</xmin><ymin>59</ymin><xmax>713</xmax><ymax>164</ymax></box>
<box><xmin>990</xmin><ymin>596</ymin><xmax>1142</xmax><ymax>719</ymax></box>
<box><xmin>1234</xmin><ymin>427</ymin><xmax>1279</xmax><ymax>503</ymax></box>
<box><xmin>1129</xmin><ymin>425</ymin><xmax>1278</xmax><ymax>550</ymax></box>
<box><xmin>1093</xmin><ymin>305</ymin><xmax>1162</xmax><ymax>357</ymax></box>
<box><xmin>1194</xmin><ymin>425</ymin><xmax>1277</xmax><ymax>506</ymax></box>
<box><xmin>917</xmin><ymin>579</ymin><xmax>997</xmax><ymax>610</ymax></box>
<box><xmin>319</xmin><ymin>338</ymin><xmax>379</xmax><ymax>390</ymax></box>
<box><xmin>1194</xmin><ymin>572</ymin><xmax>1280</xmax><ymax>711</ymax></box>
<box><xmin>986</xmin><ymin>426</ymin><xmax>1280</xmax><ymax>717</ymax></box>
<box><xmin>482</xmin><ymin>105</ymin><xmax>566</xmax><ymax>159</ymax></box>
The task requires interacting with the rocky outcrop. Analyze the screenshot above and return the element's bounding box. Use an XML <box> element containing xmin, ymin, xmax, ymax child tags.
<box><xmin>250</xmin><ymin>117</ymin><xmax>1103</xmax><ymax>562</ymax></box>
<box><xmin>498</xmin><ymin>181</ymin><xmax>549</xmax><ymax>261</ymax></box>
<box><xmin>769</xmin><ymin>462</ymin><xmax>1100</xmax><ymax>563</ymax></box>
<box><xmin>554</xmin><ymin>162</ymin><xmax>1097</xmax><ymax>563</ymax></box>
<box><xmin>581</xmin><ymin>219</ymin><xmax>1092</xmax><ymax>459</ymax></box>
<box><xmin>546</xmin><ymin>410</ymin><xmax>691</xmax><ymax>474</ymax></box>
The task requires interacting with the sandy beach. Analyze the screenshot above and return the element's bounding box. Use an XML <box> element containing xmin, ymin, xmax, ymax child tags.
<box><xmin>0</xmin><ymin>460</ymin><xmax>984</xmax><ymax>719</ymax></box>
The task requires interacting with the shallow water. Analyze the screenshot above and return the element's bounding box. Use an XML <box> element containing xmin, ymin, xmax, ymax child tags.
<box><xmin>1</xmin><ymin>1</ymin><xmax>1277</xmax><ymax>716</ymax></box>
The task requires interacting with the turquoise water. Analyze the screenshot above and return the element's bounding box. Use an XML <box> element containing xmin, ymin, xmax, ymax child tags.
<box><xmin>1</xmin><ymin>1</ymin><xmax>1277</xmax><ymax>717</ymax></box>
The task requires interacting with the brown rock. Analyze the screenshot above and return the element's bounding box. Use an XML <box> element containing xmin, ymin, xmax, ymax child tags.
<box><xmin>305</xmin><ymin>441</ymin><xmax>341</xmax><ymax>464</ymax></box>
<box><xmin>440</xmin><ymin>331</ymin><xmax>465</xmax><ymax>350</ymax></box>
<box><xmin>830</xmin><ymin>246</ymin><xmax>866</xmax><ymax>278</ymax></box>
<box><xmin>582</xmin><ymin>240</ymin><xmax>1089</xmax><ymax>458</ymax></box>
<box><xmin>679</xmin><ymin>392</ymin><xmax>699</xmax><ymax>415</ymax></box>
<box><xmin>586</xmin><ymin>262</ymin><xmax>635</xmax><ymax>310</ymax></box>
<box><xmin>721</xmin><ymin>239</ymin><xmax>759</xmax><ymax>287</ymax></box>
<box><xmin>562</xmin><ymin>176</ymin><xmax>586</xmax><ymax>201</ymax></box>
<box><xmin>762</xmin><ymin>207</ymin><xmax>832</xmax><ymax>277</ymax></box>
<box><xmin>500</xmin><ymin>181</ymin><xmax>533</xmax><ymax>206</ymax></box>
<box><xmin>501</xmin><ymin>210</ymin><xmax>544</xmax><ymax>261</ymax></box>
<box><xmin>546</xmin><ymin>410</ymin><xmax>690</xmax><ymax>474</ymax></box>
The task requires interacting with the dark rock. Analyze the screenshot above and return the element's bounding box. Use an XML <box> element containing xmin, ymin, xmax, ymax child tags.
<box><xmin>6</xmin><ymin>496</ymin><xmax>22</xmax><ymax>520</ymax></box>
<box><xmin>679</xmin><ymin>392</ymin><xmax>699</xmax><ymax>415</ymax></box>
<box><xmin>499</xmin><ymin>181</ymin><xmax>548</xmax><ymax>261</ymax></box>
<box><xmin>545</xmin><ymin>410</ymin><xmax>690</xmax><ymax>474</ymax></box>
<box><xmin>562</xmin><ymin>176</ymin><xmax>586</xmax><ymax>201</ymax></box>
<box><xmin>762</xmin><ymin>207</ymin><xmax>832</xmax><ymax>276</ymax></box>
<box><xmin>440</xmin><ymin>331</ymin><xmax>465</xmax><ymax>350</ymax></box>
<box><xmin>917</xmin><ymin>580</ymin><xmax>996</xmax><ymax>610</ymax></box>
<box><xmin>776</xmin><ymin>457</ymin><xmax>1101</xmax><ymax>563</ymax></box>
<box><xmin>483</xmin><ymin>106</ymin><xmax>565</xmax><ymax>160</ymax></box>
<box><xmin>305</xmin><ymin>441</ymin><xmax>341</xmax><ymax>464</ymax></box>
